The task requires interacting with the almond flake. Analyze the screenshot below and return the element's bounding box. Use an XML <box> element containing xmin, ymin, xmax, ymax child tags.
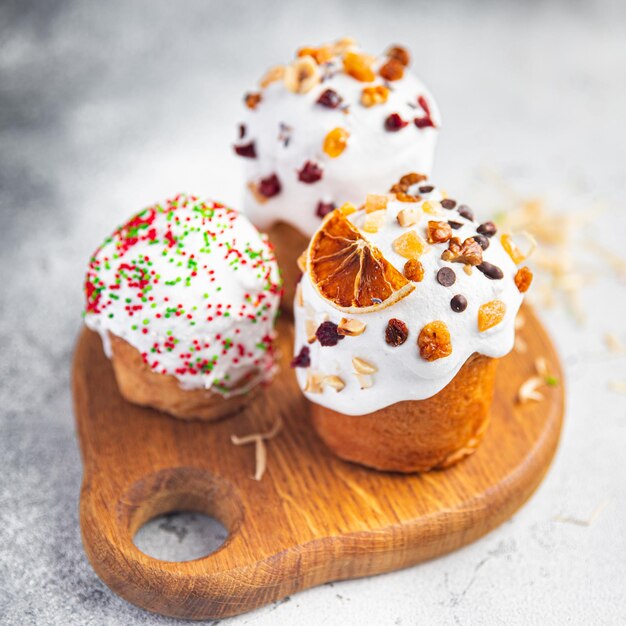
<box><xmin>517</xmin><ymin>376</ymin><xmax>544</xmax><ymax>403</ymax></box>
<box><xmin>304</xmin><ymin>371</ymin><xmax>324</xmax><ymax>394</ymax></box>
<box><xmin>295</xmin><ymin>283</ymin><xmax>304</xmax><ymax>308</ymax></box>
<box><xmin>355</xmin><ymin>373</ymin><xmax>373</xmax><ymax>389</ymax></box>
<box><xmin>337</xmin><ymin>317</ymin><xmax>366</xmax><ymax>336</ymax></box>
<box><xmin>514</xmin><ymin>336</ymin><xmax>528</xmax><ymax>353</ymax></box>
<box><xmin>352</xmin><ymin>356</ymin><xmax>377</xmax><ymax>374</ymax></box>
<box><xmin>324</xmin><ymin>375</ymin><xmax>345</xmax><ymax>391</ymax></box>
<box><xmin>306</xmin><ymin>319</ymin><xmax>317</xmax><ymax>343</ymax></box>
<box><xmin>397</xmin><ymin>207</ymin><xmax>420</xmax><ymax>228</ymax></box>
<box><xmin>535</xmin><ymin>357</ymin><xmax>549</xmax><ymax>377</ymax></box>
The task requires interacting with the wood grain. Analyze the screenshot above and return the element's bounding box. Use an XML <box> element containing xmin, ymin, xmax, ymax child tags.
<box><xmin>72</xmin><ymin>304</ymin><xmax>564</xmax><ymax>620</ymax></box>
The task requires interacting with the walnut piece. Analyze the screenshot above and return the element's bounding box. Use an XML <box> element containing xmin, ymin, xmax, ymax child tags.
<box><xmin>441</xmin><ymin>237</ymin><xmax>483</xmax><ymax>266</ymax></box>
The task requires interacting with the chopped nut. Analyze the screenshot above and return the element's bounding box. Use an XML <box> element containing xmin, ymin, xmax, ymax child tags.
<box><xmin>404</xmin><ymin>258</ymin><xmax>425</xmax><ymax>281</ymax></box>
<box><xmin>323</xmin><ymin>375</ymin><xmax>345</xmax><ymax>391</ymax></box>
<box><xmin>397</xmin><ymin>207</ymin><xmax>420</xmax><ymax>227</ymax></box>
<box><xmin>478</xmin><ymin>300</ymin><xmax>506</xmax><ymax>332</ymax></box>
<box><xmin>427</xmin><ymin>220</ymin><xmax>453</xmax><ymax>244</ymax></box>
<box><xmin>379</xmin><ymin>58</ymin><xmax>404</xmax><ymax>81</ymax></box>
<box><xmin>387</xmin><ymin>45</ymin><xmax>410</xmax><ymax>66</ymax></box>
<box><xmin>323</xmin><ymin>127</ymin><xmax>350</xmax><ymax>157</ymax></box>
<box><xmin>305</xmin><ymin>319</ymin><xmax>317</xmax><ymax>344</ymax></box>
<box><xmin>441</xmin><ymin>237</ymin><xmax>483</xmax><ymax>265</ymax></box>
<box><xmin>295</xmin><ymin>283</ymin><xmax>304</xmax><ymax>308</ymax></box>
<box><xmin>297</xmin><ymin>250</ymin><xmax>307</xmax><ymax>272</ymax></box>
<box><xmin>517</xmin><ymin>376</ymin><xmax>544</xmax><ymax>403</ymax></box>
<box><xmin>343</xmin><ymin>51</ymin><xmax>376</xmax><ymax>82</ymax></box>
<box><xmin>463</xmin><ymin>264</ymin><xmax>473</xmax><ymax>276</ymax></box>
<box><xmin>244</xmin><ymin>92</ymin><xmax>262</xmax><ymax>109</ymax></box>
<box><xmin>339</xmin><ymin>202</ymin><xmax>357</xmax><ymax>216</ymax></box>
<box><xmin>333</xmin><ymin>37</ymin><xmax>358</xmax><ymax>55</ymax></box>
<box><xmin>356</xmin><ymin>373</ymin><xmax>373</xmax><ymax>389</ymax></box>
<box><xmin>514</xmin><ymin>266</ymin><xmax>533</xmax><ymax>292</ymax></box>
<box><xmin>362</xmin><ymin>209</ymin><xmax>387</xmax><ymax>233</ymax></box>
<box><xmin>365</xmin><ymin>194</ymin><xmax>388</xmax><ymax>213</ymax></box>
<box><xmin>259</xmin><ymin>66</ymin><xmax>285</xmax><ymax>88</ymax></box>
<box><xmin>297</xmin><ymin>45</ymin><xmax>333</xmax><ymax>64</ymax></box>
<box><xmin>392</xmin><ymin>230</ymin><xmax>429</xmax><ymax>259</ymax></box>
<box><xmin>418</xmin><ymin>321</ymin><xmax>452</xmax><ymax>361</ymax></box>
<box><xmin>385</xmin><ymin>318</ymin><xmax>409</xmax><ymax>346</ymax></box>
<box><xmin>352</xmin><ymin>356</ymin><xmax>378</xmax><ymax>374</ymax></box>
<box><xmin>304</xmin><ymin>371</ymin><xmax>324</xmax><ymax>394</ymax></box>
<box><xmin>284</xmin><ymin>56</ymin><xmax>320</xmax><ymax>94</ymax></box>
<box><xmin>361</xmin><ymin>85</ymin><xmax>389</xmax><ymax>107</ymax></box>
<box><xmin>338</xmin><ymin>317</ymin><xmax>367</xmax><ymax>336</ymax></box>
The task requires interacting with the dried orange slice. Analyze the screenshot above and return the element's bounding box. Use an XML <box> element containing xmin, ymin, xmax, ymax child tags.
<box><xmin>308</xmin><ymin>211</ymin><xmax>415</xmax><ymax>312</ymax></box>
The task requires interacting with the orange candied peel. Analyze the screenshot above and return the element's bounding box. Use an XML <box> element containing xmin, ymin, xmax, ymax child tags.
<box><xmin>514</xmin><ymin>266</ymin><xmax>533</xmax><ymax>293</ymax></box>
<box><xmin>364</xmin><ymin>194</ymin><xmax>388</xmax><ymax>213</ymax></box>
<box><xmin>418</xmin><ymin>321</ymin><xmax>452</xmax><ymax>361</ymax></box>
<box><xmin>297</xmin><ymin>45</ymin><xmax>333</xmax><ymax>64</ymax></box>
<box><xmin>343</xmin><ymin>51</ymin><xmax>376</xmax><ymax>82</ymax></box>
<box><xmin>307</xmin><ymin>211</ymin><xmax>414</xmax><ymax>312</ymax></box>
<box><xmin>392</xmin><ymin>230</ymin><xmax>429</xmax><ymax>259</ymax></box>
<box><xmin>323</xmin><ymin>127</ymin><xmax>350</xmax><ymax>158</ymax></box>
<box><xmin>361</xmin><ymin>85</ymin><xmax>389</xmax><ymax>107</ymax></box>
<box><xmin>478</xmin><ymin>300</ymin><xmax>507</xmax><ymax>332</ymax></box>
<box><xmin>500</xmin><ymin>233</ymin><xmax>525</xmax><ymax>265</ymax></box>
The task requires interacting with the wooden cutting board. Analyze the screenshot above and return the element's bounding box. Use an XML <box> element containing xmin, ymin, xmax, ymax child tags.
<box><xmin>72</xmin><ymin>304</ymin><xmax>564</xmax><ymax>620</ymax></box>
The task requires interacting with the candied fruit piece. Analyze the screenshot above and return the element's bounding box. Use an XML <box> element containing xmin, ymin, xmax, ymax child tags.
<box><xmin>501</xmin><ymin>234</ymin><xmax>525</xmax><ymax>265</ymax></box>
<box><xmin>362</xmin><ymin>210</ymin><xmax>387</xmax><ymax>233</ymax></box>
<box><xmin>297</xmin><ymin>45</ymin><xmax>333</xmax><ymax>64</ymax></box>
<box><xmin>323</xmin><ymin>127</ymin><xmax>350</xmax><ymax>158</ymax></box>
<box><xmin>427</xmin><ymin>220</ymin><xmax>453</xmax><ymax>244</ymax></box>
<box><xmin>478</xmin><ymin>300</ymin><xmax>506</xmax><ymax>332</ymax></box>
<box><xmin>260</xmin><ymin>66</ymin><xmax>285</xmax><ymax>88</ymax></box>
<box><xmin>361</xmin><ymin>85</ymin><xmax>389</xmax><ymax>107</ymax></box>
<box><xmin>418</xmin><ymin>321</ymin><xmax>452</xmax><ymax>361</ymax></box>
<box><xmin>397</xmin><ymin>207</ymin><xmax>420</xmax><ymax>227</ymax></box>
<box><xmin>404</xmin><ymin>258</ymin><xmax>424</xmax><ymax>282</ymax></box>
<box><xmin>393</xmin><ymin>230</ymin><xmax>429</xmax><ymax>259</ymax></box>
<box><xmin>343</xmin><ymin>51</ymin><xmax>376</xmax><ymax>82</ymax></box>
<box><xmin>365</xmin><ymin>194</ymin><xmax>388</xmax><ymax>213</ymax></box>
<box><xmin>514</xmin><ymin>266</ymin><xmax>533</xmax><ymax>293</ymax></box>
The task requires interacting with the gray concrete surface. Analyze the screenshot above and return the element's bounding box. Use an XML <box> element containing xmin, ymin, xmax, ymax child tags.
<box><xmin>1</xmin><ymin>1</ymin><xmax>625</xmax><ymax>624</ymax></box>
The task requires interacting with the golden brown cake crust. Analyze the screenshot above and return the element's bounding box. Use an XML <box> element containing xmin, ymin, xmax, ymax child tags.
<box><xmin>109</xmin><ymin>333</ymin><xmax>258</xmax><ymax>421</ymax></box>
<box><xmin>310</xmin><ymin>354</ymin><xmax>498</xmax><ymax>473</ymax></box>
<box><xmin>266</xmin><ymin>221</ymin><xmax>308</xmax><ymax>315</ymax></box>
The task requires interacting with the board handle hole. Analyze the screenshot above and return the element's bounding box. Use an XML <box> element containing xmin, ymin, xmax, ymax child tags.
<box><xmin>121</xmin><ymin>468</ymin><xmax>242</xmax><ymax>562</ymax></box>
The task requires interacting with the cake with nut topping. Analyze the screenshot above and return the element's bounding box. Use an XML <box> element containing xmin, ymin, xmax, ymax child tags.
<box><xmin>292</xmin><ymin>175</ymin><xmax>533</xmax><ymax>472</ymax></box>
<box><xmin>83</xmin><ymin>194</ymin><xmax>282</xmax><ymax>421</ymax></box>
<box><xmin>234</xmin><ymin>39</ymin><xmax>440</xmax><ymax>311</ymax></box>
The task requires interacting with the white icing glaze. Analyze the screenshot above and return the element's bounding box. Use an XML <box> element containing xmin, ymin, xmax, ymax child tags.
<box><xmin>84</xmin><ymin>194</ymin><xmax>282</xmax><ymax>396</ymax></box>
<box><xmin>293</xmin><ymin>183</ymin><xmax>525</xmax><ymax>415</ymax></box>
<box><xmin>235</xmin><ymin>44</ymin><xmax>440</xmax><ymax>237</ymax></box>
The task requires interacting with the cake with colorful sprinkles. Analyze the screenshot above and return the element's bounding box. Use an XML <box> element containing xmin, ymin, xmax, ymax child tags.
<box><xmin>234</xmin><ymin>38</ymin><xmax>440</xmax><ymax>310</ymax></box>
<box><xmin>292</xmin><ymin>174</ymin><xmax>533</xmax><ymax>472</ymax></box>
<box><xmin>83</xmin><ymin>194</ymin><xmax>283</xmax><ymax>421</ymax></box>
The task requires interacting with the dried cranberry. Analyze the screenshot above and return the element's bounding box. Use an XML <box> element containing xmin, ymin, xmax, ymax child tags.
<box><xmin>315</xmin><ymin>321</ymin><xmax>344</xmax><ymax>347</ymax></box>
<box><xmin>316</xmin><ymin>201</ymin><xmax>335</xmax><ymax>218</ymax></box>
<box><xmin>298</xmin><ymin>161</ymin><xmax>323</xmax><ymax>184</ymax></box>
<box><xmin>258</xmin><ymin>174</ymin><xmax>281</xmax><ymax>198</ymax></box>
<box><xmin>317</xmin><ymin>89</ymin><xmax>343</xmax><ymax>109</ymax></box>
<box><xmin>233</xmin><ymin>141</ymin><xmax>256</xmax><ymax>158</ymax></box>
<box><xmin>384</xmin><ymin>113</ymin><xmax>409</xmax><ymax>131</ymax></box>
<box><xmin>291</xmin><ymin>346</ymin><xmax>311</xmax><ymax>368</ymax></box>
<box><xmin>414</xmin><ymin>95</ymin><xmax>436</xmax><ymax>129</ymax></box>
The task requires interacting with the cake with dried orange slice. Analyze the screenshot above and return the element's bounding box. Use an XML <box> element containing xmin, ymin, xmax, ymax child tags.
<box><xmin>233</xmin><ymin>39</ymin><xmax>440</xmax><ymax>310</ymax></box>
<box><xmin>83</xmin><ymin>194</ymin><xmax>283</xmax><ymax>421</ymax></box>
<box><xmin>292</xmin><ymin>174</ymin><xmax>533</xmax><ymax>472</ymax></box>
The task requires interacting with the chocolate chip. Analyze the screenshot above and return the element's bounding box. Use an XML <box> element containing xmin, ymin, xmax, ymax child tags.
<box><xmin>450</xmin><ymin>294</ymin><xmax>468</xmax><ymax>312</ymax></box>
<box><xmin>441</xmin><ymin>199</ymin><xmax>457</xmax><ymax>210</ymax></box>
<box><xmin>316</xmin><ymin>201</ymin><xmax>335</xmax><ymax>219</ymax></box>
<box><xmin>258</xmin><ymin>174</ymin><xmax>281</xmax><ymax>198</ymax></box>
<box><xmin>384</xmin><ymin>113</ymin><xmax>409</xmax><ymax>131</ymax></box>
<box><xmin>385</xmin><ymin>318</ymin><xmax>409</xmax><ymax>346</ymax></box>
<box><xmin>418</xmin><ymin>185</ymin><xmax>434</xmax><ymax>193</ymax></box>
<box><xmin>291</xmin><ymin>346</ymin><xmax>311</xmax><ymax>368</ymax></box>
<box><xmin>233</xmin><ymin>141</ymin><xmax>256</xmax><ymax>158</ymax></box>
<box><xmin>477</xmin><ymin>262</ymin><xmax>504</xmax><ymax>280</ymax></box>
<box><xmin>317</xmin><ymin>88</ymin><xmax>343</xmax><ymax>109</ymax></box>
<box><xmin>436</xmin><ymin>267</ymin><xmax>456</xmax><ymax>287</ymax></box>
<box><xmin>476</xmin><ymin>221</ymin><xmax>497</xmax><ymax>237</ymax></box>
<box><xmin>448</xmin><ymin>220</ymin><xmax>463</xmax><ymax>230</ymax></box>
<box><xmin>457</xmin><ymin>205</ymin><xmax>474</xmax><ymax>221</ymax></box>
<box><xmin>473</xmin><ymin>234</ymin><xmax>490</xmax><ymax>250</ymax></box>
<box><xmin>315</xmin><ymin>321</ymin><xmax>344</xmax><ymax>347</ymax></box>
<box><xmin>298</xmin><ymin>161</ymin><xmax>323</xmax><ymax>184</ymax></box>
